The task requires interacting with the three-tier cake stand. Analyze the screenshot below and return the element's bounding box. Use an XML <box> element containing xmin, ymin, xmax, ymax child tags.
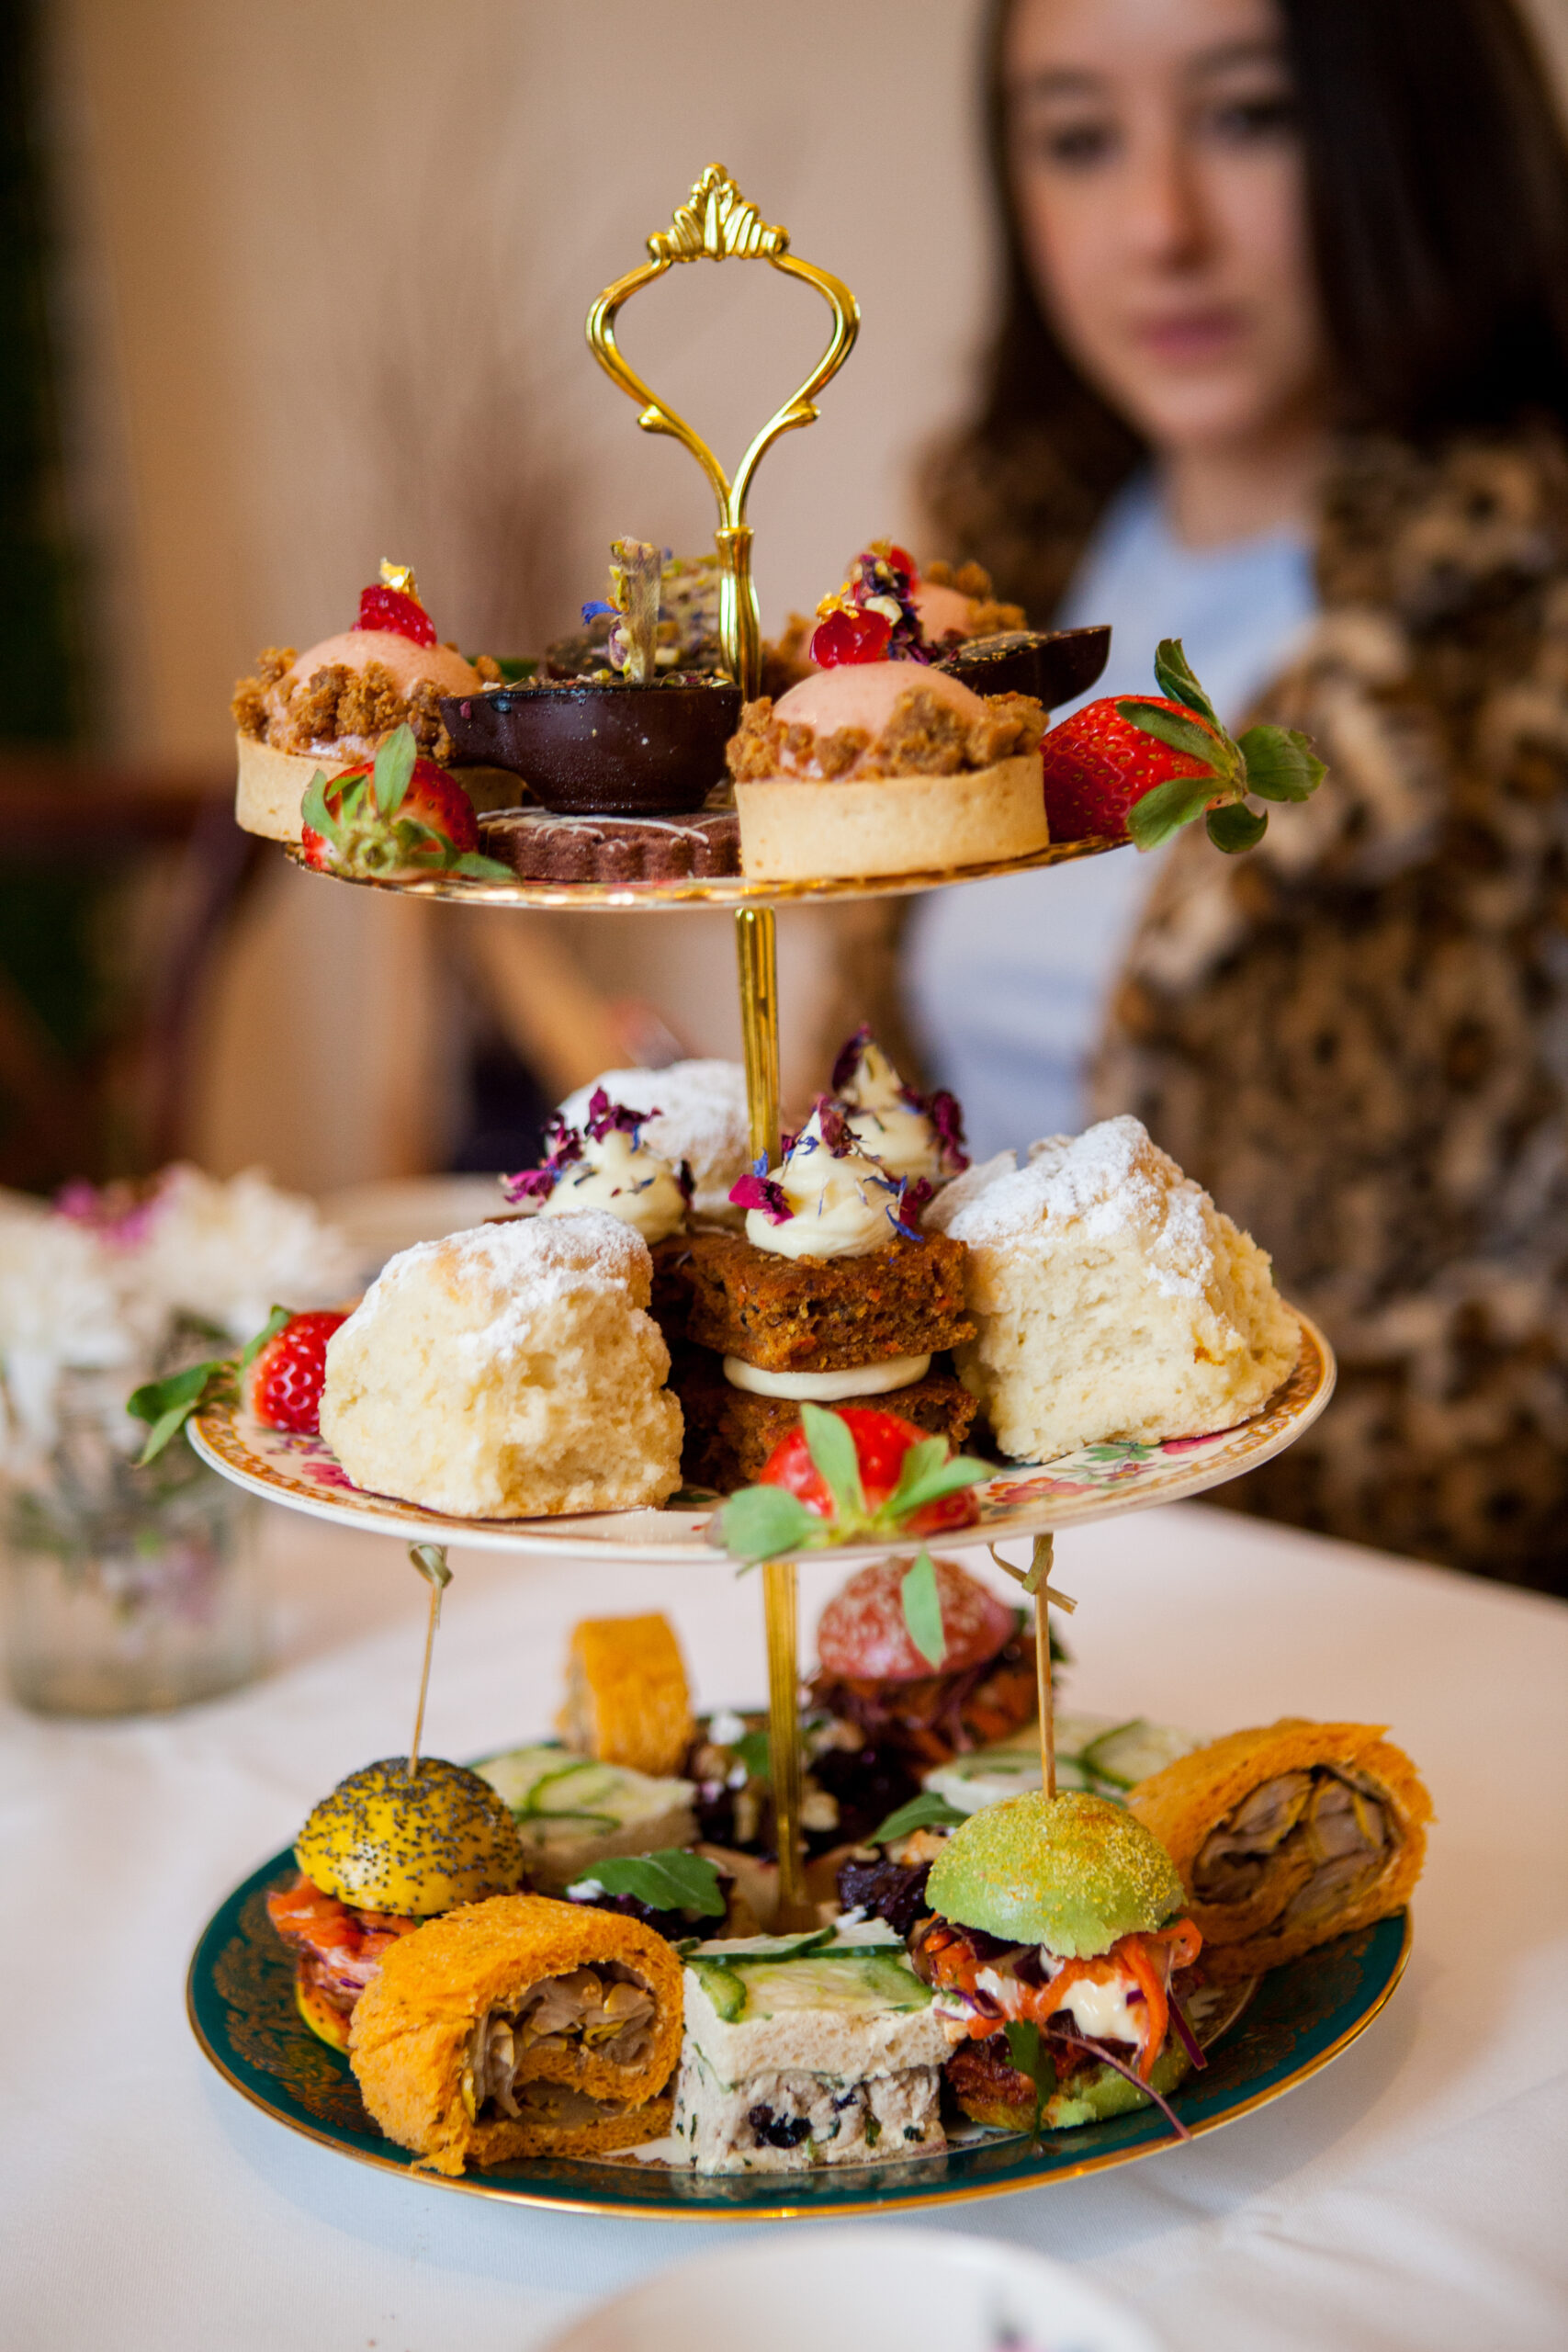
<box><xmin>186</xmin><ymin>168</ymin><xmax>1380</xmax><ymax>2222</ymax></box>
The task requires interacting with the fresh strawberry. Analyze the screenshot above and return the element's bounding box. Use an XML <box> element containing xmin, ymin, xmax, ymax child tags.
<box><xmin>299</xmin><ymin>725</ymin><xmax>511</xmax><ymax>884</ymax></box>
<box><xmin>1041</xmin><ymin>639</ymin><xmax>1325</xmax><ymax>854</ymax></box>
<box><xmin>717</xmin><ymin>1401</ymin><xmax>987</xmax><ymax>1575</ymax></box>
<box><xmin>244</xmin><ymin>1310</ymin><xmax>347</xmax><ymax>1433</ymax></box>
<box><xmin>355</xmin><ymin>582</ymin><xmax>436</xmax><ymax>645</ymax></box>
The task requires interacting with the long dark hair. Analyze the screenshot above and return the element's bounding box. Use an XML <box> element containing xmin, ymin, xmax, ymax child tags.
<box><xmin>927</xmin><ymin>0</ymin><xmax>1568</xmax><ymax>618</ymax></box>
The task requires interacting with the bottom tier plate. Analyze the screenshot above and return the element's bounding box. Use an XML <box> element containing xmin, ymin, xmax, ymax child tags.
<box><xmin>188</xmin><ymin>1855</ymin><xmax>1409</xmax><ymax>2220</ymax></box>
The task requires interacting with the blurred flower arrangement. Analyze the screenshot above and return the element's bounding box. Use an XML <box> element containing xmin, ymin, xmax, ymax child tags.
<box><xmin>0</xmin><ymin>1166</ymin><xmax>355</xmax><ymax>1713</ymax></box>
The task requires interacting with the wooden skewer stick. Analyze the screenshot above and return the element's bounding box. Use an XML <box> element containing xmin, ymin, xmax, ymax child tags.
<box><xmin>406</xmin><ymin>1543</ymin><xmax>452</xmax><ymax>1775</ymax></box>
<box><xmin>1032</xmin><ymin>1534</ymin><xmax>1057</xmax><ymax>1800</ymax></box>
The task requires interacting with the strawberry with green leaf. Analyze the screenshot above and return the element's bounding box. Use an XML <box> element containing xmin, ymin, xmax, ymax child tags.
<box><xmin>128</xmin><ymin>1306</ymin><xmax>347</xmax><ymax>1464</ymax></box>
<box><xmin>716</xmin><ymin>1402</ymin><xmax>993</xmax><ymax>1670</ymax></box>
<box><xmin>300</xmin><ymin>723</ymin><xmax>512</xmax><ymax>884</ymax></box>
<box><xmin>1040</xmin><ymin>638</ymin><xmax>1324</xmax><ymax>854</ymax></box>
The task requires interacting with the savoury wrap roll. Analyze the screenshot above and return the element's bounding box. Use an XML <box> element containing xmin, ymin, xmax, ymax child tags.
<box><xmin>1128</xmin><ymin>1720</ymin><xmax>1431</xmax><ymax>1980</ymax></box>
<box><xmin>349</xmin><ymin>1894</ymin><xmax>682</xmax><ymax>2174</ymax></box>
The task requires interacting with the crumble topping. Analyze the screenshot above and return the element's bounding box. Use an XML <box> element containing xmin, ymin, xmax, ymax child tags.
<box><xmin>232</xmin><ymin>645</ymin><xmax>502</xmax><ymax>759</ymax></box>
<box><xmin>727</xmin><ymin>684</ymin><xmax>1045</xmax><ymax>785</ymax></box>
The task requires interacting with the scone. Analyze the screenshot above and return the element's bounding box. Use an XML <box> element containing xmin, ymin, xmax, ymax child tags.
<box><xmin>318</xmin><ymin>1211</ymin><xmax>683</xmax><ymax>1517</ymax></box>
<box><xmin>926</xmin><ymin>1115</ymin><xmax>1299</xmax><ymax>1460</ymax></box>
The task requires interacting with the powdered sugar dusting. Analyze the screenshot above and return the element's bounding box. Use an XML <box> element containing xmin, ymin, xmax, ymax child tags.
<box><xmin>345</xmin><ymin>1211</ymin><xmax>650</xmax><ymax>1368</ymax></box>
<box><xmin>942</xmin><ymin>1115</ymin><xmax>1219</xmax><ymax>1299</ymax></box>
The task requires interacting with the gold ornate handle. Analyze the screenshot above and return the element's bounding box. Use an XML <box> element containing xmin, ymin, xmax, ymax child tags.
<box><xmin>585</xmin><ymin>164</ymin><xmax>860</xmax><ymax>698</ymax></box>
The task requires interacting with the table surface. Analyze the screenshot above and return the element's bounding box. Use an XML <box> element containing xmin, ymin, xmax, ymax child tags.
<box><xmin>4</xmin><ymin>1500</ymin><xmax>1563</xmax><ymax>2352</ymax></box>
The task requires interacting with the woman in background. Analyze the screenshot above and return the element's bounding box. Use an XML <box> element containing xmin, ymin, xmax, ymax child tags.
<box><xmin>909</xmin><ymin>0</ymin><xmax>1568</xmax><ymax>1589</ymax></box>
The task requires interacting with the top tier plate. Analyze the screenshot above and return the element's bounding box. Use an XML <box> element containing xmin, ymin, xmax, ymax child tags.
<box><xmin>285</xmin><ymin>833</ymin><xmax>1122</xmax><ymax>911</ymax></box>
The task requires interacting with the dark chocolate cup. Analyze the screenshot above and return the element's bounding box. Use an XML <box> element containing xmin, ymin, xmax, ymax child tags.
<box><xmin>439</xmin><ymin>679</ymin><xmax>743</xmax><ymax>815</ymax></box>
<box><xmin>936</xmin><ymin>625</ymin><xmax>1111</xmax><ymax>708</ymax></box>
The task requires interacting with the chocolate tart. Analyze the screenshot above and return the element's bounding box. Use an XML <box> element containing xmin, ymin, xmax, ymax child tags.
<box><xmin>937</xmin><ymin>625</ymin><xmax>1110</xmax><ymax>708</ymax></box>
<box><xmin>440</xmin><ymin>679</ymin><xmax>742</xmax><ymax>815</ymax></box>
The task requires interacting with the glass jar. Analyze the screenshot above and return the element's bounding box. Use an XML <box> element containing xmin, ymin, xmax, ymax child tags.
<box><xmin>2</xmin><ymin>1373</ymin><xmax>265</xmax><ymax>1715</ymax></box>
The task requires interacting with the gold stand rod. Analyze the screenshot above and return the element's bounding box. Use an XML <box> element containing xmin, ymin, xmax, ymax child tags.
<box><xmin>762</xmin><ymin>1556</ymin><xmax>808</xmax><ymax>1926</ymax></box>
<box><xmin>734</xmin><ymin>905</ymin><xmax>780</xmax><ymax>1166</ymax></box>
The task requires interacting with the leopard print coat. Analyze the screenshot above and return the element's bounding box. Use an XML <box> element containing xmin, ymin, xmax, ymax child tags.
<box><xmin>1090</xmin><ymin>428</ymin><xmax>1568</xmax><ymax>1591</ymax></box>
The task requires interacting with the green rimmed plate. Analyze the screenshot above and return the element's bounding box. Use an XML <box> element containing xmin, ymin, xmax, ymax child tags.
<box><xmin>187</xmin><ymin>1853</ymin><xmax>1410</xmax><ymax>2219</ymax></box>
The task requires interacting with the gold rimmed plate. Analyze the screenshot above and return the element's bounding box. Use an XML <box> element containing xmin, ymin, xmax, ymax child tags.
<box><xmin>283</xmin><ymin>832</ymin><xmax>1123</xmax><ymax>910</ymax></box>
<box><xmin>188</xmin><ymin>1873</ymin><xmax>1409</xmax><ymax>2220</ymax></box>
<box><xmin>187</xmin><ymin>1310</ymin><xmax>1334</xmax><ymax>1566</ymax></box>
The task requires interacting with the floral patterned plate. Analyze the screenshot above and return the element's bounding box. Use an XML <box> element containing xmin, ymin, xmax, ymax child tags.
<box><xmin>187</xmin><ymin>1308</ymin><xmax>1332</xmax><ymax>1566</ymax></box>
<box><xmin>187</xmin><ymin>1858</ymin><xmax>1407</xmax><ymax>2220</ymax></box>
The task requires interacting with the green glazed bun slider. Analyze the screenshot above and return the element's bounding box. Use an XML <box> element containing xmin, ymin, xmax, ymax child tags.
<box><xmin>910</xmin><ymin>1790</ymin><xmax>1204</xmax><ymax>2135</ymax></box>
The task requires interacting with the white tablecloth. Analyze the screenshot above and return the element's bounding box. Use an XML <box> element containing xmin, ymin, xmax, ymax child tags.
<box><xmin>4</xmin><ymin>1501</ymin><xmax>1564</xmax><ymax>2351</ymax></box>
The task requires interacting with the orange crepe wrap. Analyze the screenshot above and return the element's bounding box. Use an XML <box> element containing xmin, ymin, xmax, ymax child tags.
<box><xmin>1128</xmin><ymin>1719</ymin><xmax>1431</xmax><ymax>1980</ymax></box>
<box><xmin>349</xmin><ymin>1894</ymin><xmax>682</xmax><ymax>2175</ymax></box>
<box><xmin>557</xmin><ymin>1612</ymin><xmax>694</xmax><ymax>1778</ymax></box>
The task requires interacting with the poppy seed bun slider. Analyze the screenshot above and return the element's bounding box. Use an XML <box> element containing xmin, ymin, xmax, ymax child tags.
<box><xmin>266</xmin><ymin>1757</ymin><xmax>526</xmax><ymax>2053</ymax></box>
<box><xmin>295</xmin><ymin>1757</ymin><xmax>525</xmax><ymax>1917</ymax></box>
<box><xmin>912</xmin><ymin>1792</ymin><xmax>1203</xmax><ymax>2135</ymax></box>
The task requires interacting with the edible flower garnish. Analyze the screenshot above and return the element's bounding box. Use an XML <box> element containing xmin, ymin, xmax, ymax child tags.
<box><xmin>810</xmin><ymin>540</ymin><xmax>932</xmax><ymax>668</ymax></box>
<box><xmin>728</xmin><ymin>1158</ymin><xmax>792</xmax><ymax>1225</ymax></box>
<box><xmin>501</xmin><ymin>1116</ymin><xmax>584</xmax><ymax>1204</ymax></box>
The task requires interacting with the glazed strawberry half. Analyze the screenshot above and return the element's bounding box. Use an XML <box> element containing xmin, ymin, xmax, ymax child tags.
<box><xmin>299</xmin><ymin>724</ymin><xmax>511</xmax><ymax>885</ymax></box>
<box><xmin>1042</xmin><ymin>638</ymin><xmax>1325</xmax><ymax>852</ymax></box>
<box><xmin>243</xmin><ymin>1309</ymin><xmax>348</xmax><ymax>1433</ymax></box>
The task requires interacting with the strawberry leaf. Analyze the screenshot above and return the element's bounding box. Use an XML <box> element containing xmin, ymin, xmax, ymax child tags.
<box><xmin>1206</xmin><ymin>802</ymin><xmax>1269</xmax><ymax>853</ymax></box>
<box><xmin>373</xmin><ymin>725</ymin><xmax>417</xmax><ymax>819</ymax></box>
<box><xmin>799</xmin><ymin>1402</ymin><xmax>865</xmax><ymax>1522</ymax></box>
<box><xmin>1152</xmin><ymin>638</ymin><xmax>1221</xmax><ymax>729</ymax></box>
<box><xmin>299</xmin><ymin>771</ymin><xmax>341</xmax><ymax>843</ymax></box>
<box><xmin>884</xmin><ymin>1448</ymin><xmax>991</xmax><ymax>1521</ymax></box>
<box><xmin>128</xmin><ymin>1357</ymin><xmax>231</xmax><ymax>1463</ymax></box>
<box><xmin>1237</xmin><ymin>724</ymin><xmax>1325</xmax><ymax>803</ymax></box>
<box><xmin>238</xmin><ymin>1305</ymin><xmax>292</xmax><ymax>1374</ymax></box>
<box><xmin>900</xmin><ymin>1549</ymin><xmax>948</xmax><ymax>1668</ymax></box>
<box><xmin>1115</xmin><ymin>699</ymin><xmax>1225</xmax><ymax>772</ymax></box>
<box><xmin>1126</xmin><ymin>775</ymin><xmax>1220</xmax><ymax>851</ymax></box>
<box><xmin>448</xmin><ymin>852</ymin><xmax>516</xmax><ymax>881</ymax></box>
<box><xmin>716</xmin><ymin>1485</ymin><xmax>823</xmax><ymax>1563</ymax></box>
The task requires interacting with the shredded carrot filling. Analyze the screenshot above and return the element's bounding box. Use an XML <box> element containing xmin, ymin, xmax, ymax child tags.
<box><xmin>925</xmin><ymin>1917</ymin><xmax>1201</xmax><ymax>2080</ymax></box>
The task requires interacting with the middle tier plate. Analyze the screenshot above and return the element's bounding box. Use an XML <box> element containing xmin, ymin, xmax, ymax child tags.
<box><xmin>188</xmin><ymin>1306</ymin><xmax>1333</xmax><ymax>1565</ymax></box>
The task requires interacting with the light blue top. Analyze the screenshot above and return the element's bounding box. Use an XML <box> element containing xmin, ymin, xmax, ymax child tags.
<box><xmin>906</xmin><ymin>472</ymin><xmax>1317</xmax><ymax>1158</ymax></box>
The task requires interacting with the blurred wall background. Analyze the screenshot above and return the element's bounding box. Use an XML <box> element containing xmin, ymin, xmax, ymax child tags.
<box><xmin>32</xmin><ymin>0</ymin><xmax>1568</xmax><ymax>1192</ymax></box>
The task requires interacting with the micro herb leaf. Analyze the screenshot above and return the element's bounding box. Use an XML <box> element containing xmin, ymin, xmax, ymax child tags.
<box><xmin>1152</xmin><ymin>638</ymin><xmax>1221</xmax><ymax>728</ymax></box>
<box><xmin>799</xmin><ymin>1401</ymin><xmax>864</xmax><ymax>1522</ymax></box>
<box><xmin>1003</xmin><ymin>2018</ymin><xmax>1054</xmax><ymax>2139</ymax></box>
<box><xmin>1237</xmin><ymin>723</ymin><xmax>1325</xmax><ymax>803</ymax></box>
<box><xmin>900</xmin><ymin>1548</ymin><xmax>948</xmax><ymax>1669</ymax></box>
<box><xmin>1206</xmin><ymin>802</ymin><xmax>1269</xmax><ymax>854</ymax></box>
<box><xmin>450</xmin><ymin>852</ymin><xmax>516</xmax><ymax>881</ymax></box>
<box><xmin>586</xmin><ymin>1849</ymin><xmax>726</xmax><ymax>1919</ymax></box>
<box><xmin>1114</xmin><ymin>700</ymin><xmax>1224</xmax><ymax>771</ymax></box>
<box><xmin>1126</xmin><ymin>775</ymin><xmax>1219</xmax><ymax>853</ymax></box>
<box><xmin>871</xmin><ymin>1791</ymin><xmax>967</xmax><ymax>1843</ymax></box>
<box><xmin>373</xmin><ymin>723</ymin><xmax>417</xmax><ymax>819</ymax></box>
<box><xmin>732</xmin><ymin>1728</ymin><xmax>774</xmax><ymax>1783</ymax></box>
<box><xmin>299</xmin><ymin>771</ymin><xmax>339</xmax><ymax>842</ymax></box>
<box><xmin>716</xmin><ymin>1484</ymin><xmax>822</xmax><ymax>1563</ymax></box>
<box><xmin>239</xmin><ymin>1305</ymin><xmax>291</xmax><ymax>1374</ymax></box>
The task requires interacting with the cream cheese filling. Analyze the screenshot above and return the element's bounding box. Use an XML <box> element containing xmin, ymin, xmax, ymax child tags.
<box><xmin>721</xmin><ymin>1353</ymin><xmax>931</xmax><ymax>1400</ymax></box>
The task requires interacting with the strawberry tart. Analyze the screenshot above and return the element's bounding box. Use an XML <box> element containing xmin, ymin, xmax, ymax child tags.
<box><xmin>232</xmin><ymin>561</ymin><xmax>513</xmax><ymax>844</ymax></box>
